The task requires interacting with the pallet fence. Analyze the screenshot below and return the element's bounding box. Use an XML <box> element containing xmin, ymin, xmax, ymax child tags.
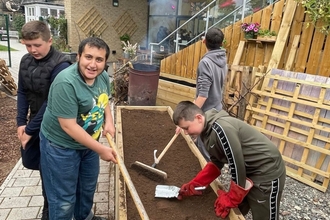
<box><xmin>245</xmin><ymin>69</ymin><xmax>330</xmax><ymax>192</ymax></box>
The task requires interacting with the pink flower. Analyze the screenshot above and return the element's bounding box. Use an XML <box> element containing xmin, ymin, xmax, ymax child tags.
<box><xmin>241</xmin><ymin>22</ymin><xmax>261</xmax><ymax>34</ymax></box>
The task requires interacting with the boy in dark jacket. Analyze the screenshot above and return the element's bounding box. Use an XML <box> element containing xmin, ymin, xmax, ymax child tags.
<box><xmin>16</xmin><ymin>20</ymin><xmax>71</xmax><ymax>219</ymax></box>
<box><xmin>173</xmin><ymin>101</ymin><xmax>286</xmax><ymax>220</ymax></box>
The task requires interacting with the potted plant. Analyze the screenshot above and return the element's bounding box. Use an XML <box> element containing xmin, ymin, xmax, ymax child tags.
<box><xmin>120</xmin><ymin>33</ymin><xmax>130</xmax><ymax>45</ymax></box>
<box><xmin>121</xmin><ymin>40</ymin><xmax>137</xmax><ymax>59</ymax></box>
<box><xmin>241</xmin><ymin>22</ymin><xmax>260</xmax><ymax>39</ymax></box>
<box><xmin>257</xmin><ymin>29</ymin><xmax>277</xmax><ymax>40</ymax></box>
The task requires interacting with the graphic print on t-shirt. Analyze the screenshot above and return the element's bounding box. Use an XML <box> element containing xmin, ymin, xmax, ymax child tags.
<box><xmin>79</xmin><ymin>93</ymin><xmax>109</xmax><ymax>140</ymax></box>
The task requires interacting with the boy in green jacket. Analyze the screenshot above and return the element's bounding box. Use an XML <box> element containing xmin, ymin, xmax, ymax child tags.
<box><xmin>173</xmin><ymin>101</ymin><xmax>286</xmax><ymax>220</ymax></box>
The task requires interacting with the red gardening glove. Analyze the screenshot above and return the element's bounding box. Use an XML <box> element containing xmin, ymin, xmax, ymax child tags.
<box><xmin>178</xmin><ymin>162</ymin><xmax>221</xmax><ymax>200</ymax></box>
<box><xmin>214</xmin><ymin>178</ymin><xmax>253</xmax><ymax>218</ymax></box>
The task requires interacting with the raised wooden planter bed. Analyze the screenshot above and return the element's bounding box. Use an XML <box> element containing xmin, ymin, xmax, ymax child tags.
<box><xmin>156</xmin><ymin>73</ymin><xmax>196</xmax><ymax>110</ymax></box>
<box><xmin>114</xmin><ymin>106</ymin><xmax>244</xmax><ymax>220</ymax></box>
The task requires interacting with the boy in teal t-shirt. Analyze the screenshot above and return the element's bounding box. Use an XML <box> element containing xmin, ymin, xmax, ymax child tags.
<box><xmin>40</xmin><ymin>37</ymin><xmax>117</xmax><ymax>220</ymax></box>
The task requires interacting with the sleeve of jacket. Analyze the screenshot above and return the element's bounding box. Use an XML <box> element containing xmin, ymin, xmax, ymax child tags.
<box><xmin>16</xmin><ymin>64</ymin><xmax>29</xmax><ymax>127</ymax></box>
<box><xmin>25</xmin><ymin>62</ymin><xmax>71</xmax><ymax>136</ymax></box>
<box><xmin>196</xmin><ymin>59</ymin><xmax>212</xmax><ymax>98</ymax></box>
<box><xmin>209</xmin><ymin>121</ymin><xmax>246</xmax><ymax>188</ymax></box>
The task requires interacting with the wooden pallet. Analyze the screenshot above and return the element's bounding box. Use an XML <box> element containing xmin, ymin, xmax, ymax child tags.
<box><xmin>0</xmin><ymin>59</ymin><xmax>17</xmax><ymax>95</ymax></box>
<box><xmin>224</xmin><ymin>65</ymin><xmax>262</xmax><ymax>120</ymax></box>
<box><xmin>247</xmin><ymin>69</ymin><xmax>330</xmax><ymax>192</ymax></box>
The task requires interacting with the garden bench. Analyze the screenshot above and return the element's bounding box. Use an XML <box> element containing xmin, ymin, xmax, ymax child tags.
<box><xmin>0</xmin><ymin>31</ymin><xmax>19</xmax><ymax>41</ymax></box>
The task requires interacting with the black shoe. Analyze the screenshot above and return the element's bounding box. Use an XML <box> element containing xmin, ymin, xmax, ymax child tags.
<box><xmin>41</xmin><ymin>206</ymin><xmax>49</xmax><ymax>220</ymax></box>
<box><xmin>91</xmin><ymin>216</ymin><xmax>107</xmax><ymax>220</ymax></box>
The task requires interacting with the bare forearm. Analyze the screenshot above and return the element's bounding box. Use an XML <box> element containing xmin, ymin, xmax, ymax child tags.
<box><xmin>60</xmin><ymin>120</ymin><xmax>105</xmax><ymax>154</ymax></box>
<box><xmin>194</xmin><ymin>96</ymin><xmax>207</xmax><ymax>108</ymax></box>
<box><xmin>104</xmin><ymin>103</ymin><xmax>114</xmax><ymax>125</ymax></box>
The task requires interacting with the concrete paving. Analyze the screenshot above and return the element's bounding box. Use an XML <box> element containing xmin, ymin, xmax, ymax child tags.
<box><xmin>0</xmin><ymin>39</ymin><xmax>116</xmax><ymax>220</ymax></box>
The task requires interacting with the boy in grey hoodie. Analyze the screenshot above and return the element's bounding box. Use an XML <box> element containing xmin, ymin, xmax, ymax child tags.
<box><xmin>193</xmin><ymin>28</ymin><xmax>227</xmax><ymax>160</ymax></box>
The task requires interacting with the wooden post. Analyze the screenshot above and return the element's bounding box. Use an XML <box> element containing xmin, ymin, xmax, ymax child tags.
<box><xmin>285</xmin><ymin>35</ymin><xmax>300</xmax><ymax>71</ymax></box>
<box><xmin>262</xmin><ymin>0</ymin><xmax>298</xmax><ymax>89</ymax></box>
<box><xmin>230</xmin><ymin>41</ymin><xmax>245</xmax><ymax>87</ymax></box>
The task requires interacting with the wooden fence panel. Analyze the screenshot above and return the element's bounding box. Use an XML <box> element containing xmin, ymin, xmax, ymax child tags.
<box><xmin>319</xmin><ymin>35</ymin><xmax>330</xmax><ymax>77</ymax></box>
<box><xmin>186</xmin><ymin>44</ymin><xmax>195</xmax><ymax>79</ymax></box>
<box><xmin>231</xmin><ymin>19</ymin><xmax>245</xmax><ymax>65</ymax></box>
<box><xmin>165</xmin><ymin>54</ymin><xmax>171</xmax><ymax>74</ymax></box>
<box><xmin>270</xmin><ymin>0</ymin><xmax>284</xmax><ymax>32</ymax></box>
<box><xmin>258</xmin><ymin>4</ymin><xmax>275</xmax><ymax>67</ymax></box>
<box><xmin>282</xmin><ymin>4</ymin><xmax>304</xmax><ymax>69</ymax></box>
<box><xmin>223</xmin><ymin>25</ymin><xmax>233</xmax><ymax>60</ymax></box>
<box><xmin>294</xmin><ymin>17</ymin><xmax>314</xmax><ymax>73</ymax></box>
<box><xmin>260</xmin><ymin>4</ymin><xmax>273</xmax><ymax>29</ymax></box>
<box><xmin>247</xmin><ymin>69</ymin><xmax>330</xmax><ymax>192</ymax></box>
<box><xmin>192</xmin><ymin>41</ymin><xmax>202</xmax><ymax>79</ymax></box>
<box><xmin>159</xmin><ymin>0</ymin><xmax>330</xmax><ymax>80</ymax></box>
<box><xmin>181</xmin><ymin>47</ymin><xmax>188</xmax><ymax>78</ymax></box>
<box><xmin>175</xmin><ymin>50</ymin><xmax>183</xmax><ymax>76</ymax></box>
<box><xmin>305</xmin><ymin>20</ymin><xmax>327</xmax><ymax>75</ymax></box>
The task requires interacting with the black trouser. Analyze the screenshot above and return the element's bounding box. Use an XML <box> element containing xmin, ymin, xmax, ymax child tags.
<box><xmin>21</xmin><ymin>134</ymin><xmax>40</xmax><ymax>170</ymax></box>
<box><xmin>21</xmin><ymin>133</ymin><xmax>48</xmax><ymax>208</ymax></box>
<box><xmin>239</xmin><ymin>170</ymin><xmax>286</xmax><ymax>220</ymax></box>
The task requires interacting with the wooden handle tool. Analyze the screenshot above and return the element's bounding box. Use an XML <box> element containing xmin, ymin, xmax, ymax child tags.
<box><xmin>152</xmin><ymin>133</ymin><xmax>179</xmax><ymax>167</ymax></box>
<box><xmin>106</xmin><ymin>133</ymin><xmax>150</xmax><ymax>220</ymax></box>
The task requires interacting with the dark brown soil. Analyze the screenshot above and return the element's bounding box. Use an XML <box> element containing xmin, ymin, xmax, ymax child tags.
<box><xmin>121</xmin><ymin>109</ymin><xmax>219</xmax><ymax>220</ymax></box>
<box><xmin>0</xmin><ymin>96</ymin><xmax>21</xmax><ymax>186</ymax></box>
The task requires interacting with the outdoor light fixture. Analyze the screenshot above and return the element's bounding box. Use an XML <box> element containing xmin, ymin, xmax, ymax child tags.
<box><xmin>113</xmin><ymin>0</ymin><xmax>119</xmax><ymax>7</ymax></box>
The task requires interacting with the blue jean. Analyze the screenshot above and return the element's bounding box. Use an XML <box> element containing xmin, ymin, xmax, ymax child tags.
<box><xmin>40</xmin><ymin>132</ymin><xmax>99</xmax><ymax>220</ymax></box>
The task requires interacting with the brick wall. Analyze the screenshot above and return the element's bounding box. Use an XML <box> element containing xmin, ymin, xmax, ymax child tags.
<box><xmin>64</xmin><ymin>0</ymin><xmax>148</xmax><ymax>62</ymax></box>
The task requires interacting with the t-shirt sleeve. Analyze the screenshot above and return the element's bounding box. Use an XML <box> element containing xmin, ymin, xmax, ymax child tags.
<box><xmin>50</xmin><ymin>82</ymin><xmax>78</xmax><ymax>119</ymax></box>
<box><xmin>102</xmin><ymin>71</ymin><xmax>111</xmax><ymax>96</ymax></box>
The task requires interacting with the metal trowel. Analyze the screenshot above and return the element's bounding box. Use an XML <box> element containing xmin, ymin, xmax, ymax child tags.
<box><xmin>155</xmin><ymin>185</ymin><xmax>206</xmax><ymax>199</ymax></box>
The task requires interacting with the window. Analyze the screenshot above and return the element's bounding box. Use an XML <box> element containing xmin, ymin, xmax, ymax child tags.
<box><xmin>50</xmin><ymin>9</ymin><xmax>57</xmax><ymax>17</ymax></box>
<box><xmin>150</xmin><ymin>0</ymin><xmax>177</xmax><ymax>16</ymax></box>
<box><xmin>28</xmin><ymin>7</ymin><xmax>35</xmax><ymax>16</ymax></box>
<box><xmin>41</xmin><ymin>8</ymin><xmax>48</xmax><ymax>17</ymax></box>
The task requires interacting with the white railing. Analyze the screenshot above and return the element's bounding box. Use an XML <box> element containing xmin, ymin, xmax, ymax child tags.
<box><xmin>149</xmin><ymin>0</ymin><xmax>278</xmax><ymax>65</ymax></box>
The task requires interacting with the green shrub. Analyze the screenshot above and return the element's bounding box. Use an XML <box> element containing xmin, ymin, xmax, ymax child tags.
<box><xmin>296</xmin><ymin>0</ymin><xmax>330</xmax><ymax>35</ymax></box>
<box><xmin>12</xmin><ymin>14</ymin><xmax>25</xmax><ymax>38</ymax></box>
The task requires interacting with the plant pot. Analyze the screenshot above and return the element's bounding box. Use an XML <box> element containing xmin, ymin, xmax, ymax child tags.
<box><xmin>257</xmin><ymin>36</ymin><xmax>277</xmax><ymax>41</ymax></box>
<box><xmin>124</xmin><ymin>52</ymin><xmax>129</xmax><ymax>59</ymax></box>
<box><xmin>244</xmin><ymin>32</ymin><xmax>257</xmax><ymax>39</ymax></box>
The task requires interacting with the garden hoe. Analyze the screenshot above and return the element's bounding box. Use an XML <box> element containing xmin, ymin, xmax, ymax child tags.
<box><xmin>131</xmin><ymin>133</ymin><xmax>179</xmax><ymax>182</ymax></box>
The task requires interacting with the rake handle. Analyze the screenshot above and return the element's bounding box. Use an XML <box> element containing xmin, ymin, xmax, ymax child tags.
<box><xmin>156</xmin><ymin>133</ymin><xmax>179</xmax><ymax>163</ymax></box>
<box><xmin>106</xmin><ymin>133</ymin><xmax>150</xmax><ymax>220</ymax></box>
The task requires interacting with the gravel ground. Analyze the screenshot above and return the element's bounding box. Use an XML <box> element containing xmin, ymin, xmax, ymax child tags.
<box><xmin>219</xmin><ymin>165</ymin><xmax>330</xmax><ymax>220</ymax></box>
<box><xmin>278</xmin><ymin>177</ymin><xmax>330</xmax><ymax>220</ymax></box>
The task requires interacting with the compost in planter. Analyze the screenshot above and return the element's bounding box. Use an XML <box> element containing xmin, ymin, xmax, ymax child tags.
<box><xmin>121</xmin><ymin>109</ymin><xmax>219</xmax><ymax>220</ymax></box>
<box><xmin>128</xmin><ymin>63</ymin><xmax>160</xmax><ymax>106</ymax></box>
